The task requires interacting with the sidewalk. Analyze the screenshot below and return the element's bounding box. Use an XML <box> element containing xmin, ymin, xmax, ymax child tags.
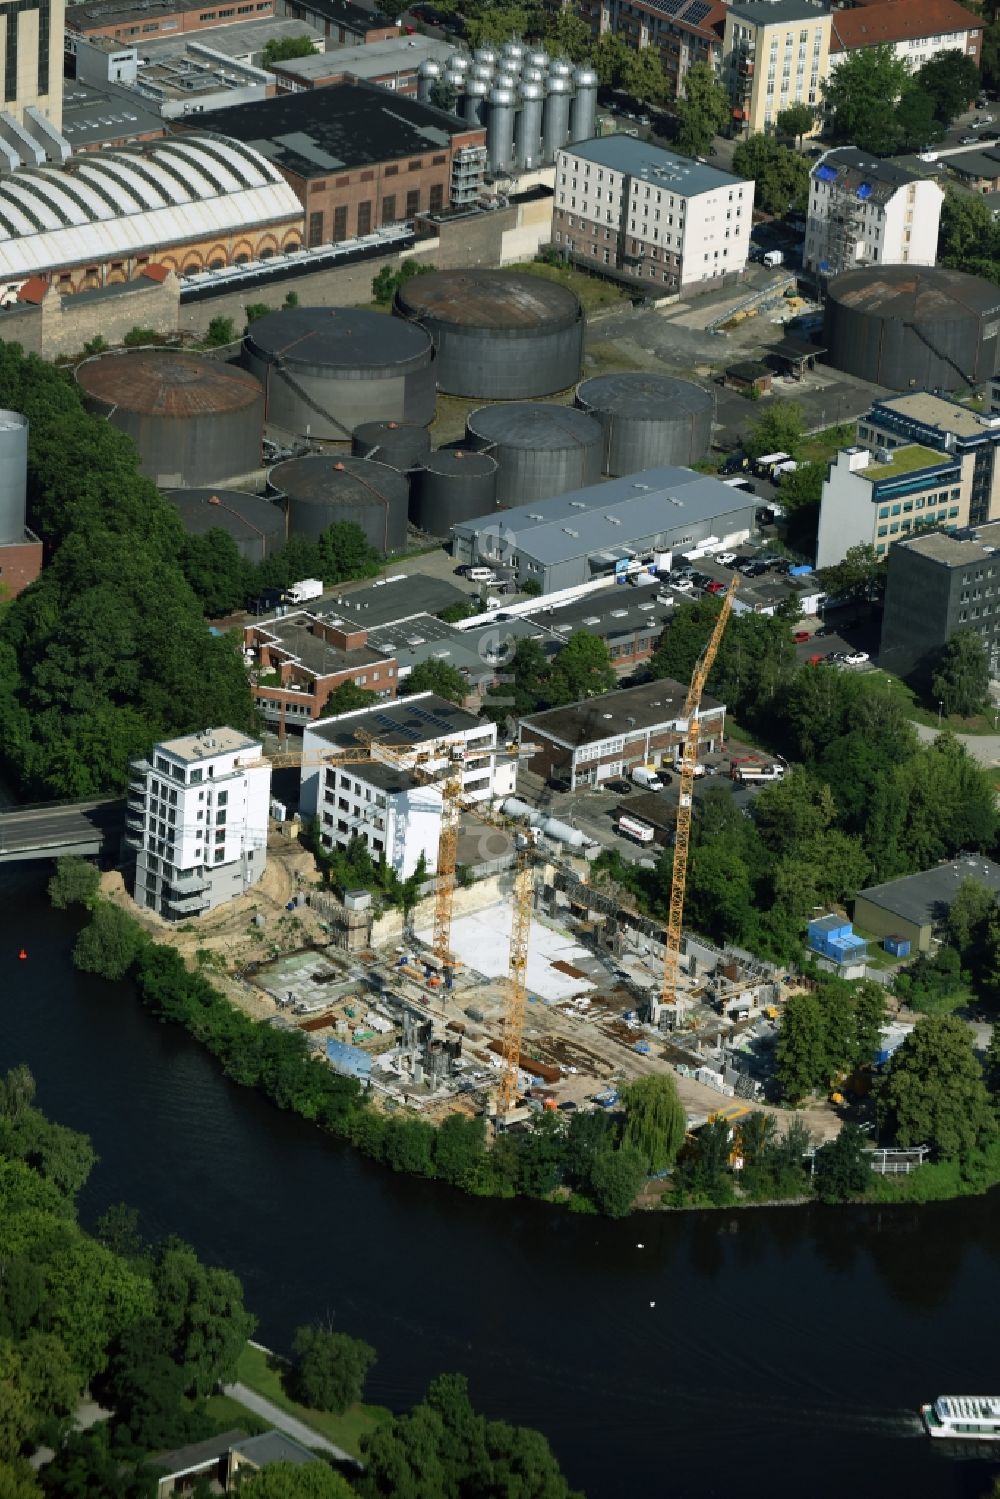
<box><xmin>222</xmin><ymin>1382</ymin><xmax>356</xmax><ymax>1466</ymax></box>
<box><xmin>911</xmin><ymin>722</ymin><xmax>1000</xmax><ymax>766</ymax></box>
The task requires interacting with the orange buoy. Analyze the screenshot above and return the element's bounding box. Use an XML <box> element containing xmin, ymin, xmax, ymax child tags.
<box><xmin>18</xmin><ymin>949</ymin><xmax>27</xmax><ymax>960</ymax></box>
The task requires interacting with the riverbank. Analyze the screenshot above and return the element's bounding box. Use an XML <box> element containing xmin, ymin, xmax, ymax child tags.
<box><xmin>228</xmin><ymin>1341</ymin><xmax>389</xmax><ymax>1459</ymax></box>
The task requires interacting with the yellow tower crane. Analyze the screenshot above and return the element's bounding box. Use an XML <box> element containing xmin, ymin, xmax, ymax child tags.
<box><xmin>661</xmin><ymin>574</ymin><xmax>739</xmax><ymax>1025</ymax></box>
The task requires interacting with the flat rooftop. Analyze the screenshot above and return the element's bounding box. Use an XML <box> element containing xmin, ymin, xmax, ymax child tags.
<box><xmin>366</xmin><ymin>611</ymin><xmax>542</xmax><ymax>680</ymax></box>
<box><xmin>864</xmin><ymin>443</ymin><xmax>950</xmax><ymax>480</ymax></box>
<box><xmin>272</xmin><ymin>34</ymin><xmax>454</xmax><ymax>80</ymax></box>
<box><xmin>322</xmin><ymin>573</ymin><xmax>475</xmax><ymax>630</ymax></box>
<box><xmin>136</xmin><ymin>16</ymin><xmax>322</xmax><ymax>62</ymax></box>
<box><xmin>857</xmin><ymin>855</ymin><xmax>1000</xmax><ymax>927</ymax></box>
<box><xmin>333</xmin><ymin>758</ymin><xmax>424</xmax><ymax>796</ymax></box>
<box><xmin>565</xmin><ymin>135</ymin><xmax>750</xmax><ymax>199</ymax></box>
<box><xmin>61</xmin><ymin>79</ymin><xmax>164</xmax><ymax>147</ymax></box>
<box><xmin>869</xmin><ymin>392</ymin><xmax>1000</xmax><ymax>442</ymax></box>
<box><xmin>893</xmin><ymin>520</ymin><xmax>1000</xmax><ymax>567</ymax></box>
<box><xmin>521</xmin><ymin>679</ymin><xmax>723</xmax><ymax>748</ymax></box>
<box><xmin>729</xmin><ymin>0</ymin><xmax>830</xmax><ymax>25</ymax></box>
<box><xmin>525</xmin><ymin>589</ymin><xmax>674</xmax><ymax>641</ymax></box>
<box><xmin>186</xmin><ymin>77</ymin><xmax>466</xmax><ymax>177</ymax></box>
<box><xmin>254</xmin><ymin>612</ymin><xmax>390</xmax><ymax>675</ymax></box>
<box><xmin>158</xmin><ymin>727</ymin><xmax>260</xmax><ymax>762</ymax></box>
<box><xmin>309</xmin><ymin>690</ymin><xmax>484</xmax><ymax>749</ymax></box>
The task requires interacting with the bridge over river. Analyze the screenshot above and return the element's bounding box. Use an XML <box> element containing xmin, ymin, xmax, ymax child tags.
<box><xmin>0</xmin><ymin>798</ymin><xmax>124</xmax><ymax>862</ymax></box>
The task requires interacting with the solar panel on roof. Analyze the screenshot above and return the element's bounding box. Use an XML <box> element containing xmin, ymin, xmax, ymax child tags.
<box><xmin>684</xmin><ymin>1</ymin><xmax>712</xmax><ymax>24</ymax></box>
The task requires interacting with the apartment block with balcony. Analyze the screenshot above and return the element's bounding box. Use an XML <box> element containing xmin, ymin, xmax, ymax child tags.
<box><xmin>804</xmin><ymin>149</ymin><xmax>942</xmax><ymax>276</ymax></box>
<box><xmin>552</xmin><ymin>135</ymin><xmax>754</xmax><ymax>295</ymax></box>
<box><xmin>126</xmin><ymin>727</ymin><xmax>271</xmax><ymax>921</ymax></box>
<box><xmin>576</xmin><ymin>0</ymin><xmax>727</xmax><ymax>102</ymax></box>
<box><xmin>243</xmin><ymin>610</ymin><xmax>397</xmax><ymax>736</ymax></box>
<box><xmin>857</xmin><ymin>392</ymin><xmax>1000</xmax><ymax>531</ymax></box>
<box><xmin>816</xmin><ymin>444</ymin><xmax>964</xmax><ymax>568</ymax></box>
<box><xmin>722</xmin><ymin>0</ymin><xmax>831</xmax><ymax>137</ymax></box>
<box><xmin>316</xmin><ymin>759</ymin><xmax>443</xmax><ymax>877</ymax></box>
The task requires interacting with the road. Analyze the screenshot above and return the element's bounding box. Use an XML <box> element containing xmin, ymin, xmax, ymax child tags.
<box><xmin>0</xmin><ymin>798</ymin><xmax>123</xmax><ymax>861</ymax></box>
<box><xmin>912</xmin><ymin>723</ymin><xmax>1000</xmax><ymax>766</ymax></box>
<box><xmin>222</xmin><ymin>1382</ymin><xmax>355</xmax><ymax>1464</ymax></box>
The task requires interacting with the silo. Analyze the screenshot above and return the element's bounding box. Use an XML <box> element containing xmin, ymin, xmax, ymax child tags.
<box><xmin>501</xmin><ymin>39</ymin><xmax>525</xmax><ymax>68</ymax></box>
<box><xmin>548</xmin><ymin>57</ymin><xmax>573</xmax><ymax>79</ymax></box>
<box><xmin>76</xmin><ymin>350</ymin><xmax>263</xmax><ymax>487</ymax></box>
<box><xmin>487</xmin><ymin>83</ymin><xmax>516</xmax><ymax>173</ymax></box>
<box><xmin>465</xmin><ymin>401</ymin><xmax>603</xmax><ymax>505</ymax></box>
<box><xmin>244</xmin><ymin>307</ymin><xmax>436</xmax><ymax>440</ymax></box>
<box><xmin>417</xmin><ymin>57</ymin><xmax>441</xmax><ymax>105</ymax></box>
<box><xmin>445</xmin><ymin>67</ymin><xmax>467</xmax><ymax>95</ymax></box>
<box><xmin>464</xmin><ymin>76</ymin><xmax>489</xmax><ymax>127</ymax></box>
<box><xmin>543</xmin><ymin>75</ymin><xmax>572</xmax><ymax>162</ymax></box>
<box><xmin>494</xmin><ymin>70</ymin><xmax>517</xmax><ymax>91</ymax></box>
<box><xmin>0</xmin><ymin>410</ymin><xmax>28</xmax><ymax>545</ymax></box>
<box><xmin>522</xmin><ymin>65</ymin><xmax>545</xmax><ymax>86</ymax></box>
<box><xmin>163</xmin><ymin>487</ymin><xmax>287</xmax><ymax>563</ymax></box>
<box><xmin>410</xmin><ymin>448</ymin><xmax>499</xmax><ymax>532</ymax></box>
<box><xmin>352</xmin><ymin>419</ymin><xmax>432</xmax><ymax>473</ymax></box>
<box><xmin>271</xmin><ymin>455</ymin><xmax>409</xmax><ymax>556</ymax></box>
<box><xmin>516</xmin><ymin>81</ymin><xmax>545</xmax><ymax>170</ymax></box>
<box><xmin>823</xmin><ymin>266</ymin><xmax>1000</xmax><ymax>391</ymax></box>
<box><xmin>394</xmin><ymin>268</ymin><xmax>584</xmax><ymax>398</ymax></box>
<box><xmin>576</xmin><ymin>373</ymin><xmax>715</xmax><ymax>476</ymax></box>
<box><xmin>474</xmin><ymin>45</ymin><xmax>498</xmax><ymax>68</ymax></box>
<box><xmin>526</xmin><ymin>47</ymin><xmax>549</xmax><ymax>72</ymax></box>
<box><xmin>570</xmin><ymin>65</ymin><xmax>598</xmax><ymax>143</ymax></box>
<box><xmin>470</xmin><ymin>61</ymin><xmax>493</xmax><ymax>82</ymax></box>
<box><xmin>449</xmin><ymin>52</ymin><xmax>470</xmax><ymax>75</ymax></box>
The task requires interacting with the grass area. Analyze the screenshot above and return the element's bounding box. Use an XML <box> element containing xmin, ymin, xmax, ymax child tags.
<box><xmin>204</xmin><ymin>1392</ymin><xmax>268</xmax><ymax>1436</ymax></box>
<box><xmin>866</xmin><ymin>1139</ymin><xmax>1000</xmax><ymax>1204</ymax></box>
<box><xmin>723</xmin><ymin>716</ymin><xmax>767</xmax><ymax>751</ymax></box>
<box><xmin>234</xmin><ymin>1343</ymin><xmax>390</xmax><ymax>1459</ymax></box>
<box><xmin>858</xmin><ymin>668</ymin><xmax>1000</xmax><ymax>736</ymax></box>
<box><xmin>798</xmin><ymin>422</ymin><xmax>854</xmax><ymax>466</ymax></box>
<box><xmin>518</xmin><ymin>258</ymin><xmax>632</xmax><ymax>313</ymax></box>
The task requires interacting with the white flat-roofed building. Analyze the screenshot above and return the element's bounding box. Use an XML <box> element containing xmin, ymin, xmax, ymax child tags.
<box><xmin>127</xmin><ymin>726</ymin><xmax>270</xmax><ymax>920</ymax></box>
<box><xmin>300</xmin><ymin>692</ymin><xmax>516</xmax><ymax>823</ymax></box>
<box><xmin>553</xmin><ymin>135</ymin><xmax>754</xmax><ymax>295</ymax></box>
<box><xmin>318</xmin><ymin>759</ymin><xmax>442</xmax><ymax>876</ymax></box>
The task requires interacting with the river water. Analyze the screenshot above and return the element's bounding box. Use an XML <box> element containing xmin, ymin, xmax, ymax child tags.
<box><xmin>2</xmin><ymin>863</ymin><xmax>998</xmax><ymax>1499</ymax></box>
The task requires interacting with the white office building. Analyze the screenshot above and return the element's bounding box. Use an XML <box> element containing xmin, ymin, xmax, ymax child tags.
<box><xmin>317</xmin><ymin>760</ymin><xmax>443</xmax><ymax>877</ymax></box>
<box><xmin>300</xmin><ymin>692</ymin><xmax>516</xmax><ymax>826</ymax></box>
<box><xmin>127</xmin><ymin>727</ymin><xmax>271</xmax><ymax>920</ymax></box>
<box><xmin>804</xmin><ymin>148</ymin><xmax>943</xmax><ymax>276</ymax></box>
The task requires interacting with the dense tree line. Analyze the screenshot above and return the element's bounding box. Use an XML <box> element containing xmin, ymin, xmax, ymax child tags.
<box><xmin>823</xmin><ymin>45</ymin><xmax>979</xmax><ymax>155</ymax></box>
<box><xmin>484</xmin><ymin>631</ymin><xmax>616</xmax><ymax>722</ymax></box>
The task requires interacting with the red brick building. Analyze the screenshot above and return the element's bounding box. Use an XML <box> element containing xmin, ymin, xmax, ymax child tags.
<box><xmin>244</xmin><ymin>610</ymin><xmax>398</xmax><ymax>736</ymax></box>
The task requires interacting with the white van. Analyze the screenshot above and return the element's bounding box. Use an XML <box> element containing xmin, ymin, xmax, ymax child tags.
<box><xmin>468</xmin><ymin>567</ymin><xmax>496</xmax><ymax>584</ymax></box>
<box><xmin>673</xmin><ymin>758</ymin><xmax>706</xmax><ymax>778</ymax></box>
<box><xmin>631</xmin><ymin>766</ymin><xmax>665</xmax><ymax>792</ymax></box>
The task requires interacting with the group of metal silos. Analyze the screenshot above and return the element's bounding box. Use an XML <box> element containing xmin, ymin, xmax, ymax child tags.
<box><xmin>417</xmin><ymin>41</ymin><xmax>597</xmax><ymax>175</ymax></box>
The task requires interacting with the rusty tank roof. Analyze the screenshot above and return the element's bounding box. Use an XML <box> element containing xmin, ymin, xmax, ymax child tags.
<box><xmin>77</xmin><ymin>350</ymin><xmax>262</xmax><ymax>417</ymax></box>
<box><xmin>395</xmin><ymin>268</ymin><xmax>582</xmax><ymax>330</ymax></box>
<box><xmin>827</xmin><ymin>265</ymin><xmax>1000</xmax><ymax>320</ymax></box>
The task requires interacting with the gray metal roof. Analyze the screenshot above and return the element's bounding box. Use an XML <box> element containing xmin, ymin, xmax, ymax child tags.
<box><xmin>229</xmin><ymin>1431</ymin><xmax>319</xmax><ymax>1469</ymax></box>
<box><xmin>148</xmin><ymin>1429</ymin><xmax>246</xmax><ymax>1479</ymax></box>
<box><xmin>856</xmin><ymin>855</ymin><xmax>1000</xmax><ymax>927</ymax></box>
<box><xmin>562</xmin><ymin>136</ymin><xmax>750</xmax><ymax>198</ymax></box>
<box><xmin>273</xmin><ymin>34</ymin><xmax>455</xmax><ymax>80</ymax></box>
<box><xmin>321</xmin><ymin>574</ymin><xmax>475</xmax><ymax>629</ymax></box>
<box><xmin>521</xmin><ymin>678</ymin><xmax>723</xmax><ymax>748</ymax></box>
<box><xmin>728</xmin><ymin>0</ymin><xmax>830</xmax><ymax>25</ymax></box>
<box><xmin>815</xmin><ymin>147</ymin><xmax>925</xmax><ymax>193</ymax></box>
<box><xmin>525</xmin><ymin>589</ymin><xmax>674</xmax><ymax>641</ymax></box>
<box><xmin>310</xmin><ymin>690</ymin><xmax>484</xmax><ymax>748</ymax></box>
<box><xmin>367</xmin><ymin>611</ymin><xmax>542</xmax><ymax>678</ymax></box>
<box><xmin>454</xmin><ymin>467</ymin><xmax>755</xmax><ymax>565</ymax></box>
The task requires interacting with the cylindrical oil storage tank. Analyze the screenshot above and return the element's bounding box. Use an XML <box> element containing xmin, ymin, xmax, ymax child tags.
<box><xmin>516</xmin><ymin>81</ymin><xmax>545</xmax><ymax>170</ymax></box>
<box><xmin>824</xmin><ymin>267</ymin><xmax>1000</xmax><ymax>391</ymax></box>
<box><xmin>352</xmin><ymin>419</ymin><xmax>432</xmax><ymax>473</ymax></box>
<box><xmin>77</xmin><ymin>350</ymin><xmax>263</xmax><ymax>487</ymax></box>
<box><xmin>394</xmin><ymin>268</ymin><xmax>584</xmax><ymax>399</ymax></box>
<box><xmin>244</xmin><ymin>307</ymin><xmax>435</xmax><ymax>439</ymax></box>
<box><xmin>465</xmin><ymin>401</ymin><xmax>603</xmax><ymax>506</ymax></box>
<box><xmin>576</xmin><ymin>372</ymin><xmax>714</xmax><ymax>475</ymax></box>
<box><xmin>409</xmin><ymin>448</ymin><xmax>499</xmax><ymax>532</ymax></box>
<box><xmin>570</xmin><ymin>65</ymin><xmax>598</xmax><ymax>143</ymax></box>
<box><xmin>163</xmin><ymin>487</ymin><xmax>286</xmax><ymax>563</ymax></box>
<box><xmin>543</xmin><ymin>75</ymin><xmax>572</xmax><ymax>161</ymax></box>
<box><xmin>0</xmin><ymin>410</ymin><xmax>28</xmax><ymax>545</ymax></box>
<box><xmin>486</xmin><ymin>84</ymin><xmax>516</xmax><ymax>173</ymax></box>
<box><xmin>417</xmin><ymin>57</ymin><xmax>441</xmax><ymax>104</ymax></box>
<box><xmin>271</xmin><ymin>455</ymin><xmax>409</xmax><ymax>556</ymax></box>
<box><xmin>464</xmin><ymin>75</ymin><xmax>489</xmax><ymax>127</ymax></box>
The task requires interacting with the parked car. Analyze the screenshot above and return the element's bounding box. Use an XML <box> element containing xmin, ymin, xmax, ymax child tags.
<box><xmin>716</xmin><ymin>551</ymin><xmax>737</xmax><ymax>567</ymax></box>
<box><xmin>705</xmin><ymin>580</ymin><xmax>726</xmax><ymax>595</ymax></box>
<box><xmin>454</xmin><ymin>563</ymin><xmax>469</xmax><ymax>576</ymax></box>
<box><xmin>674</xmin><ymin>577</ymin><xmax>695</xmax><ymax>593</ymax></box>
<box><xmin>843</xmin><ymin>649</ymin><xmax>870</xmax><ymax>666</ymax></box>
<box><xmin>793</xmin><ymin>630</ymin><xmax>811</xmax><ymax>643</ymax></box>
<box><xmin>604</xmin><ymin>777</ymin><xmax>631</xmax><ymax>795</ymax></box>
<box><xmin>960</xmin><ymin>134</ymin><xmax>979</xmax><ymax>145</ymax></box>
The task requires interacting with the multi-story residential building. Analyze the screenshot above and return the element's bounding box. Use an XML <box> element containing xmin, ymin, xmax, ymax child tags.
<box><xmin>722</xmin><ymin>0</ymin><xmax>831</xmax><ymax>137</ymax></box>
<box><xmin>552</xmin><ymin>136</ymin><xmax>754</xmax><ymax>295</ymax></box>
<box><xmin>186</xmin><ymin>80</ymin><xmax>486</xmax><ymax>243</ymax></box>
<box><xmin>299</xmin><ymin>691</ymin><xmax>517</xmax><ymax>823</ymax></box>
<box><xmin>517</xmin><ymin>680</ymin><xmax>726</xmax><ymax>791</ymax></box>
<box><xmin>804</xmin><ymin>149</ymin><xmax>942</xmax><ymax>276</ymax></box>
<box><xmin>816</xmin><ymin>443</ymin><xmax>964</xmax><ymax>568</ymax></box>
<box><xmin>857</xmin><ymin>392</ymin><xmax>1000</xmax><ymax>529</ymax></box>
<box><xmin>576</xmin><ymin>0</ymin><xmax>727</xmax><ymax>103</ymax></box>
<box><xmin>243</xmin><ymin>611</ymin><xmax>398</xmax><ymax>736</ymax></box>
<box><xmin>127</xmin><ymin>727</ymin><xmax>271</xmax><ymax>920</ymax></box>
<box><xmin>879</xmin><ymin>519</ymin><xmax>1000</xmax><ymax>678</ymax></box>
<box><xmin>317</xmin><ymin>760</ymin><xmax>443</xmax><ymax>876</ymax></box>
<box><xmin>829</xmin><ymin>0</ymin><xmax>983</xmax><ymax>74</ymax></box>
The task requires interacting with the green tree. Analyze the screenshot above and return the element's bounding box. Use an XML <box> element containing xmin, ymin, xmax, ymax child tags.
<box><xmin>776</xmin><ymin>101</ymin><xmax>815</xmax><ymax>147</ymax></box>
<box><xmin>938</xmin><ymin>187</ymin><xmax>1000</xmax><ymax>278</ymax></box>
<box><xmin>520</xmin><ymin>578</ymin><xmax>542</xmax><ymax>597</ymax></box>
<box><xmin>732</xmin><ymin>137</ymin><xmax>809</xmax><ymax>216</ymax></box>
<box><xmin>821</xmin><ymin>43</ymin><xmax>911</xmax><ymax>153</ymax></box>
<box><xmin>321</xmin><ymin>681</ymin><xmax>376</xmax><ymax>716</ymax></box>
<box><xmin>122</xmin><ymin>328</ymin><xmax>159</xmax><ymax>348</ymax></box>
<box><xmin>149</xmin><ymin>1236</ymin><xmax>255</xmax><ymax>1398</ymax></box>
<box><xmin>986</xmin><ymin>1022</ymin><xmax>1000</xmax><ymax>1099</ymax></box>
<box><xmin>674</xmin><ymin>61</ymin><xmax>729</xmax><ymax>158</ymax></box>
<box><xmin>0</xmin><ymin>1459</ymin><xmax>43</xmax><ymax>1499</ymax></box>
<box><xmin>620</xmin><ymin>1074</ymin><xmax>685</xmax><ymax>1173</ymax></box>
<box><xmin>895</xmin><ymin>87</ymin><xmax>944</xmax><ymax>152</ymax></box>
<box><xmin>876</xmin><ymin>1014</ymin><xmax>996</xmax><ymax>1158</ymax></box>
<box><xmin>983</xmin><ymin>21</ymin><xmax>1000</xmax><ymax>93</ymax></box>
<box><xmin>549</xmin><ymin>631</ymin><xmax>616</xmax><ymax>704</ymax></box>
<box><xmin>588</xmin><ymin>1144</ymin><xmax>646</xmax><ymax>1218</ymax></box>
<box><xmin>317</xmin><ymin>522</ymin><xmax>380</xmax><ymax>582</ymax></box>
<box><xmin>400</xmin><ymin>658</ymin><xmax>468</xmax><ymax>705</ymax></box>
<box><xmin>744</xmin><ymin>400</ymin><xmax>804</xmax><ymax>460</ymax></box>
<box><xmin>437</xmin><ymin>598</ymin><xmax>478</xmax><ymax>624</ymax></box>
<box><xmin>94</xmin><ymin>1318</ymin><xmax>212</xmax><ymax>1451</ymax></box>
<box><xmin>289</xmin><ymin>1324</ymin><xmax>376</xmax><ymax>1414</ymax></box>
<box><xmin>674</xmin><ymin>1117</ymin><xmax>733</xmax><ymax>1203</ymax></box>
<box><xmin>813</xmin><ymin>1122</ymin><xmax>870</xmax><ymax>1203</ymax></box>
<box><xmin>429</xmin><ymin>77</ymin><xmax>458</xmax><ymax>113</ymax></box>
<box><xmin>775</xmin><ymin>991</ymin><xmax>828</xmax><ymax>1100</ymax></box>
<box><xmin>48</xmin><ymin>857</ymin><xmax>100</xmax><ymax>911</ymax></box>
<box><xmin>931</xmin><ymin>629</ymin><xmax>989</xmax><ymax>719</ymax></box>
<box><xmin>619</xmin><ymin>44</ymin><xmax>668</xmax><ymax>104</ymax></box>
<box><xmin>245</xmin><ymin>303</ymin><xmax>272</xmax><ymax>325</ymax></box>
<box><xmin>592</xmin><ymin>32</ymin><xmax>632</xmax><ymax>89</ymax></box>
<box><xmin>543</xmin><ymin>8</ymin><xmax>593</xmax><ymax>62</ymax></box>
<box><xmin>239</xmin><ymin>1464</ymin><xmax>354</xmax><ymax>1498</ymax></box>
<box><xmin>484</xmin><ymin>635</ymin><xmax>552</xmax><ymax>720</ymax></box>
<box><xmin>73</xmin><ymin>903</ymin><xmax>145</xmax><ymax>981</ymax></box>
<box><xmin>818</xmin><ymin>543</ymin><xmax>884</xmax><ymax>605</ymax></box>
<box><xmin>180</xmin><ymin>530</ymin><xmax>250</xmax><ymax>617</ymax></box>
<box><xmin>371</xmin><ymin>258</ymin><xmax>436</xmax><ymax>306</ymax></box>
<box><xmin>94</xmin><ymin>1204</ymin><xmax>145</xmax><ymax>1262</ymax></box>
<box><xmin>776</xmin><ymin>460</ymin><xmax>824</xmax><ymax>554</ymax></box>
<box><xmin>916</xmin><ymin>48</ymin><xmax>981</xmax><ymax>124</ymax></box>
<box><xmin>262</xmin><ymin>33</ymin><xmax>317</xmax><ymax>65</ymax></box>
<box><xmin>202</xmin><ymin>316</ymin><xmax>237</xmax><ymax>348</ymax></box>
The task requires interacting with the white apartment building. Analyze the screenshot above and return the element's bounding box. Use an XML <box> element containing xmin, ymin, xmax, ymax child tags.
<box><xmin>127</xmin><ymin>727</ymin><xmax>271</xmax><ymax>921</ymax></box>
<box><xmin>299</xmin><ymin>691</ymin><xmax>517</xmax><ymax>826</ymax></box>
<box><xmin>317</xmin><ymin>760</ymin><xmax>443</xmax><ymax>877</ymax></box>
<box><xmin>552</xmin><ymin>136</ymin><xmax>754</xmax><ymax>295</ymax></box>
<box><xmin>828</xmin><ymin>0</ymin><xmax>982</xmax><ymax>74</ymax></box>
<box><xmin>804</xmin><ymin>149</ymin><xmax>943</xmax><ymax>276</ymax></box>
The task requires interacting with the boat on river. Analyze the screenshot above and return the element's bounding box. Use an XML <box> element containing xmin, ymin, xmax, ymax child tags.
<box><xmin>922</xmin><ymin>1396</ymin><xmax>1000</xmax><ymax>1440</ymax></box>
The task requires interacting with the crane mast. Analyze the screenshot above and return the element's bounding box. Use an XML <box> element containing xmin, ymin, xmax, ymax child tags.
<box><xmin>661</xmin><ymin>575</ymin><xmax>738</xmax><ymax>1024</ymax></box>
